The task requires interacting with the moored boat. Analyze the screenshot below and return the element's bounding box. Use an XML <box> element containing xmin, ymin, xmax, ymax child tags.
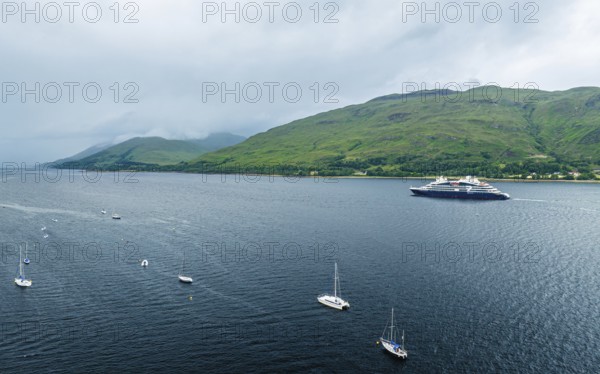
<box><xmin>378</xmin><ymin>308</ymin><xmax>407</xmax><ymax>359</ymax></box>
<box><xmin>317</xmin><ymin>262</ymin><xmax>350</xmax><ymax>310</ymax></box>
<box><xmin>15</xmin><ymin>245</ymin><xmax>32</xmax><ymax>287</ymax></box>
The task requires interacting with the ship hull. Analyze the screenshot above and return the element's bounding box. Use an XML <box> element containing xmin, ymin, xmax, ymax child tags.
<box><xmin>410</xmin><ymin>188</ymin><xmax>509</xmax><ymax>200</ymax></box>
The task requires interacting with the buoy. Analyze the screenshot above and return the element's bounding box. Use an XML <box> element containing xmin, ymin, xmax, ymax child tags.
<box><xmin>188</xmin><ymin>296</ymin><xmax>193</xmax><ymax>301</ymax></box>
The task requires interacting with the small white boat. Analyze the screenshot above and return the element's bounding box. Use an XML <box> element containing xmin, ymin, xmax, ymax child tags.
<box><xmin>41</xmin><ymin>226</ymin><xmax>46</xmax><ymax>231</ymax></box>
<box><xmin>178</xmin><ymin>254</ymin><xmax>192</xmax><ymax>283</ymax></box>
<box><xmin>43</xmin><ymin>234</ymin><xmax>49</xmax><ymax>239</ymax></box>
<box><xmin>378</xmin><ymin>308</ymin><xmax>407</xmax><ymax>359</ymax></box>
<box><xmin>101</xmin><ymin>209</ymin><xmax>107</xmax><ymax>214</ymax></box>
<box><xmin>141</xmin><ymin>259</ymin><xmax>148</xmax><ymax>267</ymax></box>
<box><xmin>178</xmin><ymin>275</ymin><xmax>193</xmax><ymax>283</ymax></box>
<box><xmin>15</xmin><ymin>245</ymin><xmax>32</xmax><ymax>287</ymax></box>
<box><xmin>112</xmin><ymin>213</ymin><xmax>121</xmax><ymax>220</ymax></box>
<box><xmin>317</xmin><ymin>262</ymin><xmax>350</xmax><ymax>310</ymax></box>
<box><xmin>51</xmin><ymin>218</ymin><xmax>58</xmax><ymax>222</ymax></box>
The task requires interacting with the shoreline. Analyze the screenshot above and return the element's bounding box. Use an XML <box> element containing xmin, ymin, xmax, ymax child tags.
<box><xmin>55</xmin><ymin>168</ymin><xmax>600</xmax><ymax>184</ymax></box>
<box><xmin>331</xmin><ymin>176</ymin><xmax>600</xmax><ymax>184</ymax></box>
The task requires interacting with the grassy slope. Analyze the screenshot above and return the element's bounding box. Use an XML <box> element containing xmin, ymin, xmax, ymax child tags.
<box><xmin>189</xmin><ymin>87</ymin><xmax>600</xmax><ymax>175</ymax></box>
<box><xmin>72</xmin><ymin>137</ymin><xmax>207</xmax><ymax>166</ymax></box>
<box><xmin>532</xmin><ymin>87</ymin><xmax>600</xmax><ymax>160</ymax></box>
<box><xmin>186</xmin><ymin>133</ymin><xmax>247</xmax><ymax>152</ymax></box>
<box><xmin>194</xmin><ymin>87</ymin><xmax>560</xmax><ymax>166</ymax></box>
<box><xmin>52</xmin><ymin>143</ymin><xmax>112</xmax><ymax>164</ymax></box>
<box><xmin>57</xmin><ymin>133</ymin><xmax>247</xmax><ymax>168</ymax></box>
<box><xmin>61</xmin><ymin>87</ymin><xmax>600</xmax><ymax>174</ymax></box>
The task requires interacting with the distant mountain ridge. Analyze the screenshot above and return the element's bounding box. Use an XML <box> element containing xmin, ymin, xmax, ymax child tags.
<box><xmin>55</xmin><ymin>133</ymin><xmax>245</xmax><ymax>168</ymax></box>
<box><xmin>56</xmin><ymin>87</ymin><xmax>600</xmax><ymax>178</ymax></box>
<box><xmin>52</xmin><ymin>143</ymin><xmax>112</xmax><ymax>165</ymax></box>
<box><xmin>185</xmin><ymin>133</ymin><xmax>247</xmax><ymax>152</ymax></box>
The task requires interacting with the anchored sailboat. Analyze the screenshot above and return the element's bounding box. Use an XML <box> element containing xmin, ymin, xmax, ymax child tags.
<box><xmin>378</xmin><ymin>308</ymin><xmax>407</xmax><ymax>359</ymax></box>
<box><xmin>317</xmin><ymin>262</ymin><xmax>350</xmax><ymax>310</ymax></box>
<box><xmin>15</xmin><ymin>245</ymin><xmax>32</xmax><ymax>287</ymax></box>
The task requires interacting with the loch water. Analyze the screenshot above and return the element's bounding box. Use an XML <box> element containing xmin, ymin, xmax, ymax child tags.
<box><xmin>1</xmin><ymin>172</ymin><xmax>599</xmax><ymax>373</ymax></box>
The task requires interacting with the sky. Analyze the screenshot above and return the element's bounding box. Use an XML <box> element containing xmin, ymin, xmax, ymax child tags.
<box><xmin>1</xmin><ymin>0</ymin><xmax>599</xmax><ymax>161</ymax></box>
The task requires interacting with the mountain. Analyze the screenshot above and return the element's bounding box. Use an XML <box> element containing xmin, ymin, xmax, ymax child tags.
<box><xmin>57</xmin><ymin>133</ymin><xmax>245</xmax><ymax>169</ymax></box>
<box><xmin>186</xmin><ymin>132</ymin><xmax>247</xmax><ymax>152</ymax></box>
<box><xmin>52</xmin><ymin>143</ymin><xmax>112</xmax><ymax>164</ymax></box>
<box><xmin>187</xmin><ymin>87</ymin><xmax>600</xmax><ymax>177</ymax></box>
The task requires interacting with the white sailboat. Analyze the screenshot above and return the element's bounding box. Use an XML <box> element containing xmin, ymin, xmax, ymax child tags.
<box><xmin>23</xmin><ymin>242</ymin><xmax>30</xmax><ymax>264</ymax></box>
<box><xmin>378</xmin><ymin>308</ymin><xmax>407</xmax><ymax>359</ymax></box>
<box><xmin>178</xmin><ymin>254</ymin><xmax>192</xmax><ymax>283</ymax></box>
<box><xmin>317</xmin><ymin>262</ymin><xmax>350</xmax><ymax>310</ymax></box>
<box><xmin>15</xmin><ymin>245</ymin><xmax>32</xmax><ymax>287</ymax></box>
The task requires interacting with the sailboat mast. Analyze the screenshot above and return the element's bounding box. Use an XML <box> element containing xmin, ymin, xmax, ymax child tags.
<box><xmin>390</xmin><ymin>308</ymin><xmax>394</xmax><ymax>341</ymax></box>
<box><xmin>334</xmin><ymin>262</ymin><xmax>337</xmax><ymax>298</ymax></box>
<box><xmin>19</xmin><ymin>245</ymin><xmax>23</xmax><ymax>276</ymax></box>
<box><xmin>402</xmin><ymin>330</ymin><xmax>405</xmax><ymax>349</ymax></box>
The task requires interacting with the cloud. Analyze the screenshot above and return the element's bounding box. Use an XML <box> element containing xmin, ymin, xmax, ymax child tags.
<box><xmin>0</xmin><ymin>0</ymin><xmax>597</xmax><ymax>161</ymax></box>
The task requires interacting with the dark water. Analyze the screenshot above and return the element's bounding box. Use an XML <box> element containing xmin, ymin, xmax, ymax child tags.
<box><xmin>1</xmin><ymin>172</ymin><xmax>599</xmax><ymax>373</ymax></box>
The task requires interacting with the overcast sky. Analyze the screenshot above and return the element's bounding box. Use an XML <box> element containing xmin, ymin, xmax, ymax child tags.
<box><xmin>1</xmin><ymin>0</ymin><xmax>599</xmax><ymax>161</ymax></box>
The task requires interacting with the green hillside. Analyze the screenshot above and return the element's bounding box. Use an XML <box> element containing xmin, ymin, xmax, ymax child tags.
<box><xmin>186</xmin><ymin>87</ymin><xmax>600</xmax><ymax>178</ymax></box>
<box><xmin>52</xmin><ymin>143</ymin><xmax>112</xmax><ymax>164</ymax></box>
<box><xmin>56</xmin><ymin>133</ymin><xmax>246</xmax><ymax>169</ymax></box>
<box><xmin>186</xmin><ymin>132</ymin><xmax>247</xmax><ymax>152</ymax></box>
<box><xmin>63</xmin><ymin>137</ymin><xmax>205</xmax><ymax>167</ymax></box>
